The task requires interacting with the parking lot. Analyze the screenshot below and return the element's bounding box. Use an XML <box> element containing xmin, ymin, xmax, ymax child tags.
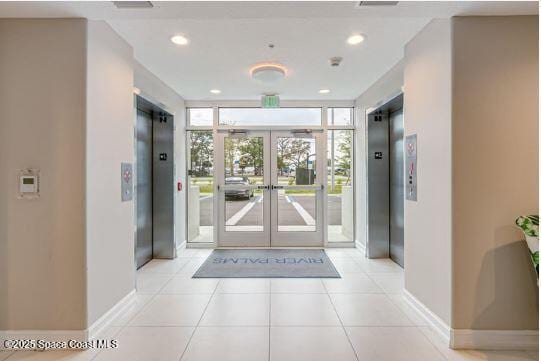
<box><xmin>198</xmin><ymin>192</ymin><xmax>342</xmax><ymax>226</ymax></box>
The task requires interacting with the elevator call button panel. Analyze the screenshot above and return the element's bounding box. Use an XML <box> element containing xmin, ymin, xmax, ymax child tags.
<box><xmin>405</xmin><ymin>134</ymin><xmax>417</xmax><ymax>201</ymax></box>
<box><xmin>121</xmin><ymin>163</ymin><xmax>133</xmax><ymax>202</ymax></box>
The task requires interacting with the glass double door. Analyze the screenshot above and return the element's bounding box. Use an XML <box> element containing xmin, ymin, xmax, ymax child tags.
<box><xmin>216</xmin><ymin>130</ymin><xmax>324</xmax><ymax>247</ymax></box>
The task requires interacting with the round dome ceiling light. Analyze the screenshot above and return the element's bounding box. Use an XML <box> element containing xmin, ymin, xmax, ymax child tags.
<box><xmin>347</xmin><ymin>34</ymin><xmax>365</xmax><ymax>45</ymax></box>
<box><xmin>171</xmin><ymin>35</ymin><xmax>189</xmax><ymax>45</ymax></box>
<box><xmin>319</xmin><ymin>89</ymin><xmax>331</xmax><ymax>94</ymax></box>
<box><xmin>250</xmin><ymin>62</ymin><xmax>287</xmax><ymax>83</ymax></box>
<box><xmin>210</xmin><ymin>89</ymin><xmax>221</xmax><ymax>94</ymax></box>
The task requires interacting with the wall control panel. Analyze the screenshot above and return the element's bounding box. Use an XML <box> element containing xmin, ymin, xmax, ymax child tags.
<box><xmin>405</xmin><ymin>134</ymin><xmax>417</xmax><ymax>201</ymax></box>
<box><xmin>18</xmin><ymin>169</ymin><xmax>40</xmax><ymax>199</ymax></box>
<box><xmin>121</xmin><ymin>163</ymin><xmax>133</xmax><ymax>202</ymax></box>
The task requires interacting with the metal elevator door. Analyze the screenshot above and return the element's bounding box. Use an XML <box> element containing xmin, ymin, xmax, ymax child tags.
<box><xmin>136</xmin><ymin>109</ymin><xmax>153</xmax><ymax>269</ymax></box>
<box><xmin>389</xmin><ymin>109</ymin><xmax>404</xmax><ymax>267</ymax></box>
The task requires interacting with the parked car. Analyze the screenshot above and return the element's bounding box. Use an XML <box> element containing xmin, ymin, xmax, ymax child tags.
<box><xmin>225</xmin><ymin>176</ymin><xmax>254</xmax><ymax>200</ymax></box>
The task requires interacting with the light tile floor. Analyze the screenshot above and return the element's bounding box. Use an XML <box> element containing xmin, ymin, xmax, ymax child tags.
<box><xmin>3</xmin><ymin>248</ymin><xmax>538</xmax><ymax>361</ymax></box>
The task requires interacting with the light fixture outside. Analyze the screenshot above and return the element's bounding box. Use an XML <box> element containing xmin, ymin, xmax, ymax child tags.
<box><xmin>319</xmin><ymin>89</ymin><xmax>330</xmax><ymax>94</ymax></box>
<box><xmin>250</xmin><ymin>62</ymin><xmax>287</xmax><ymax>83</ymax></box>
<box><xmin>171</xmin><ymin>35</ymin><xmax>189</xmax><ymax>45</ymax></box>
<box><xmin>210</xmin><ymin>89</ymin><xmax>221</xmax><ymax>94</ymax></box>
<box><xmin>347</xmin><ymin>34</ymin><xmax>365</xmax><ymax>45</ymax></box>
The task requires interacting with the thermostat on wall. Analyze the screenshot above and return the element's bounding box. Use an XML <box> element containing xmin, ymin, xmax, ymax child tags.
<box><xmin>18</xmin><ymin>169</ymin><xmax>39</xmax><ymax>199</ymax></box>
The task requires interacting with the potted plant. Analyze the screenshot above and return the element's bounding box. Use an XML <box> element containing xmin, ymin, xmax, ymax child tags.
<box><xmin>515</xmin><ymin>215</ymin><xmax>539</xmax><ymax>279</ymax></box>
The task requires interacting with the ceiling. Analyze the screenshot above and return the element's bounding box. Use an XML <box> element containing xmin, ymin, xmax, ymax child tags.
<box><xmin>0</xmin><ymin>1</ymin><xmax>537</xmax><ymax>100</ymax></box>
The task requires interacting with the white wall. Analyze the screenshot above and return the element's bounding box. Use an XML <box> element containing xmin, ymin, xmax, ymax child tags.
<box><xmin>85</xmin><ymin>21</ymin><xmax>135</xmax><ymax>326</ymax></box>
<box><xmin>134</xmin><ymin>62</ymin><xmax>186</xmax><ymax>248</ymax></box>
<box><xmin>0</xmin><ymin>19</ymin><xmax>87</xmax><ymax>331</ymax></box>
<box><xmin>403</xmin><ymin>19</ymin><xmax>453</xmax><ymax>325</ymax></box>
<box><xmin>354</xmin><ymin>60</ymin><xmax>404</xmax><ymax>249</ymax></box>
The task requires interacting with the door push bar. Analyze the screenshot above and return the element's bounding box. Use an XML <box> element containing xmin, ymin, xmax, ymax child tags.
<box><xmin>218</xmin><ymin>184</ymin><xmax>269</xmax><ymax>190</ymax></box>
<box><xmin>271</xmin><ymin>184</ymin><xmax>325</xmax><ymax>190</ymax></box>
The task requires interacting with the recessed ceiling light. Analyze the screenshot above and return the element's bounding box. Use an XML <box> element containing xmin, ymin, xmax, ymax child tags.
<box><xmin>347</xmin><ymin>34</ymin><xmax>365</xmax><ymax>45</ymax></box>
<box><xmin>171</xmin><ymin>35</ymin><xmax>189</xmax><ymax>45</ymax></box>
<box><xmin>319</xmin><ymin>89</ymin><xmax>330</xmax><ymax>94</ymax></box>
<box><xmin>210</xmin><ymin>89</ymin><xmax>221</xmax><ymax>94</ymax></box>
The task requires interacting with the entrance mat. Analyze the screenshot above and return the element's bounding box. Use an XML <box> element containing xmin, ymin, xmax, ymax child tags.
<box><xmin>193</xmin><ymin>249</ymin><xmax>341</xmax><ymax>278</ymax></box>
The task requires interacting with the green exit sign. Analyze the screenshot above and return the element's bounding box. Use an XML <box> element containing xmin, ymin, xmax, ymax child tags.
<box><xmin>262</xmin><ymin>95</ymin><xmax>280</xmax><ymax>108</ymax></box>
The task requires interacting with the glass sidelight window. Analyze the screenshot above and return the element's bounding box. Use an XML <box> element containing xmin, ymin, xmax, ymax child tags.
<box><xmin>188</xmin><ymin>108</ymin><xmax>213</xmax><ymax>127</ymax></box>
<box><xmin>187</xmin><ymin>130</ymin><xmax>214</xmax><ymax>243</ymax></box>
<box><xmin>327</xmin><ymin>129</ymin><xmax>354</xmax><ymax>242</ymax></box>
<box><xmin>327</xmin><ymin>108</ymin><xmax>353</xmax><ymax>126</ymax></box>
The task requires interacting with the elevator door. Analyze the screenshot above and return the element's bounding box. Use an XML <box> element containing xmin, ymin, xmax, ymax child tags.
<box><xmin>389</xmin><ymin>109</ymin><xmax>404</xmax><ymax>267</ymax></box>
<box><xmin>136</xmin><ymin>109</ymin><xmax>153</xmax><ymax>269</ymax></box>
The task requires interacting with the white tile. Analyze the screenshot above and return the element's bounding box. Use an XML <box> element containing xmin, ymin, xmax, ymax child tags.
<box><xmin>161</xmin><ymin>275</ymin><xmax>219</xmax><ymax>294</ymax></box>
<box><xmin>216</xmin><ymin>279</ymin><xmax>270</xmax><ymax>293</ymax></box>
<box><xmin>387</xmin><ymin>294</ymin><xmax>428</xmax><ymax>326</ymax></box>
<box><xmin>271</xmin><ymin>294</ymin><xmax>341</xmax><ymax>326</ymax></box>
<box><xmin>324</xmin><ymin>249</ymin><xmax>355</xmax><ymax>258</ymax></box>
<box><xmin>346</xmin><ymin>326</ymin><xmax>446</xmax><ymax>361</ymax></box>
<box><xmin>177</xmin><ymin>258</ymin><xmax>208</xmax><ymax>276</ymax></box>
<box><xmin>191</xmin><ymin>249</ymin><xmax>213</xmax><ymax>257</ymax></box>
<box><xmin>355</xmin><ymin>258</ymin><xmax>404</xmax><ymax>274</ymax></box>
<box><xmin>323</xmin><ymin>273</ymin><xmax>383</xmax><ymax>294</ymax></box>
<box><xmin>135</xmin><ymin>273</ymin><xmax>173</xmax><ymax>294</ymax></box>
<box><xmin>138</xmin><ymin>258</ymin><xmax>190</xmax><ymax>275</ymax></box>
<box><xmin>200</xmin><ymin>294</ymin><xmax>269</xmax><ymax>326</ymax></box>
<box><xmin>109</xmin><ymin>295</ymin><xmax>154</xmax><ymax>326</ymax></box>
<box><xmin>270</xmin><ymin>327</ymin><xmax>357</xmax><ymax>361</ymax></box>
<box><xmin>129</xmin><ymin>294</ymin><xmax>211</xmax><ymax>326</ymax></box>
<box><xmin>177</xmin><ymin>248</ymin><xmax>199</xmax><ymax>258</ymax></box>
<box><xmin>368</xmin><ymin>273</ymin><xmax>405</xmax><ymax>294</ymax></box>
<box><xmin>95</xmin><ymin>326</ymin><xmax>193</xmax><ymax>361</ymax></box>
<box><xmin>4</xmin><ymin>350</ymin><xmax>94</xmax><ymax>361</ymax></box>
<box><xmin>330</xmin><ymin>294</ymin><xmax>412</xmax><ymax>326</ymax></box>
<box><xmin>270</xmin><ymin>279</ymin><xmax>326</xmax><ymax>293</ymax></box>
<box><xmin>418</xmin><ymin>326</ymin><xmax>538</xmax><ymax>361</ymax></box>
<box><xmin>181</xmin><ymin>327</ymin><xmax>268</xmax><ymax>361</ymax></box>
<box><xmin>330</xmin><ymin>258</ymin><xmax>364</xmax><ymax>273</ymax></box>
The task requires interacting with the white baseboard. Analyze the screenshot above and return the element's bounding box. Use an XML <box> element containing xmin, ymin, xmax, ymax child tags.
<box><xmin>403</xmin><ymin>289</ymin><xmax>539</xmax><ymax>351</ymax></box>
<box><xmin>450</xmin><ymin>329</ymin><xmax>539</xmax><ymax>350</ymax></box>
<box><xmin>403</xmin><ymin>289</ymin><xmax>451</xmax><ymax>345</ymax></box>
<box><xmin>355</xmin><ymin>240</ymin><xmax>366</xmax><ymax>255</ymax></box>
<box><xmin>1</xmin><ymin>290</ymin><xmax>136</xmax><ymax>350</ymax></box>
<box><xmin>87</xmin><ymin>289</ymin><xmax>136</xmax><ymax>340</ymax></box>
<box><xmin>176</xmin><ymin>240</ymin><xmax>187</xmax><ymax>254</ymax></box>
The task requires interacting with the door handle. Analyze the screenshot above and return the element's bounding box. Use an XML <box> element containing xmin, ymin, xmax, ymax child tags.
<box><xmin>257</xmin><ymin>185</ymin><xmax>270</xmax><ymax>190</ymax></box>
<box><xmin>272</xmin><ymin>185</ymin><xmax>284</xmax><ymax>190</ymax></box>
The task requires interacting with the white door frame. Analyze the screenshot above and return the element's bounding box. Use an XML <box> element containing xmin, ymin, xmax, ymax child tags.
<box><xmin>185</xmin><ymin>103</ymin><xmax>356</xmax><ymax>249</ymax></box>
<box><xmin>215</xmin><ymin>129</ymin><xmax>325</xmax><ymax>247</ymax></box>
